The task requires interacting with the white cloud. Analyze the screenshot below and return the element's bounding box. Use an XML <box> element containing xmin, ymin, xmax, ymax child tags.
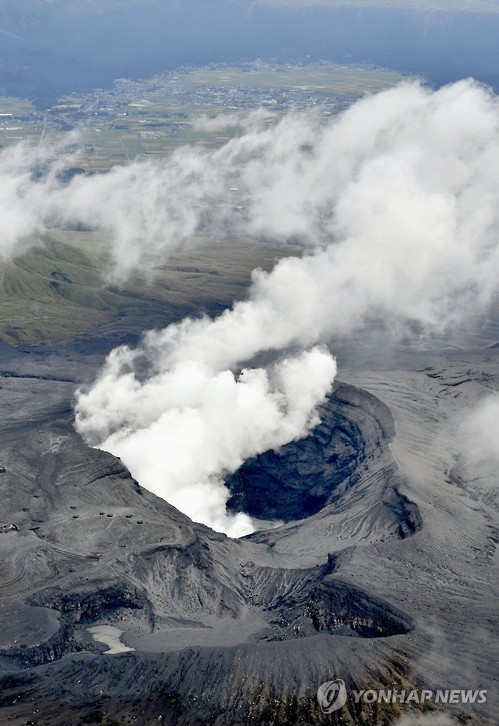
<box><xmin>75</xmin><ymin>347</ymin><xmax>336</xmax><ymax>537</ymax></box>
<box><xmin>460</xmin><ymin>393</ymin><xmax>499</xmax><ymax>463</ymax></box>
<box><xmin>3</xmin><ymin>79</ymin><xmax>499</xmax><ymax>533</ymax></box>
<box><xmin>457</xmin><ymin>392</ymin><xmax>499</xmax><ymax>496</ymax></box>
<box><xmin>2</xmin><ymin>80</ymin><xmax>499</xmax><ymax>313</ymax></box>
<box><xmin>74</xmin><ymin>79</ymin><xmax>499</xmax><ymax>534</ymax></box>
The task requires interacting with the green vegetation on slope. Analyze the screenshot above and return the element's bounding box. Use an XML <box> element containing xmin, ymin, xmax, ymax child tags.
<box><xmin>0</xmin><ymin>232</ymin><xmax>298</xmax><ymax>346</ymax></box>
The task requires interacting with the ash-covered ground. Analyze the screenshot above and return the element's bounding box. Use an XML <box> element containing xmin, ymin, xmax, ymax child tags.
<box><xmin>0</xmin><ymin>298</ymin><xmax>497</xmax><ymax>725</ymax></box>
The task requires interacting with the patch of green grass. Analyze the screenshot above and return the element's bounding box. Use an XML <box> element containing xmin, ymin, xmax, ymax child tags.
<box><xmin>0</xmin><ymin>232</ymin><xmax>299</xmax><ymax>346</ymax></box>
<box><xmin>182</xmin><ymin>63</ymin><xmax>403</xmax><ymax>94</ymax></box>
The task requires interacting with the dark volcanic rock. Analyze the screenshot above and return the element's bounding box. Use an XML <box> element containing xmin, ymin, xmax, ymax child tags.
<box><xmin>0</xmin><ymin>365</ymin><xmax>427</xmax><ymax>725</ymax></box>
<box><xmin>225</xmin><ymin>382</ymin><xmax>396</xmax><ymax>522</ymax></box>
<box><xmin>303</xmin><ymin>579</ymin><xmax>412</xmax><ymax>639</ymax></box>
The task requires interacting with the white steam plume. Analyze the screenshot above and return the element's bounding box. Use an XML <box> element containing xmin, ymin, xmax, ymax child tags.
<box><xmin>3</xmin><ymin>78</ymin><xmax>499</xmax><ymax>290</ymax></box>
<box><xmin>77</xmin><ymin>347</ymin><xmax>336</xmax><ymax>537</ymax></box>
<box><xmin>0</xmin><ymin>133</ymin><xmax>80</xmax><ymax>260</ymax></box>
<box><xmin>75</xmin><ymin>79</ymin><xmax>499</xmax><ymax>534</ymax></box>
<box><xmin>457</xmin><ymin>392</ymin><xmax>499</xmax><ymax>507</ymax></box>
<box><xmin>459</xmin><ymin>392</ymin><xmax>499</xmax><ymax>468</ymax></box>
<box><xmin>18</xmin><ymin>78</ymin><xmax>499</xmax><ymax>535</ymax></box>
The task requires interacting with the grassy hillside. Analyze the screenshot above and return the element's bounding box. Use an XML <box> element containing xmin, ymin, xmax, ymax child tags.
<box><xmin>0</xmin><ymin>232</ymin><xmax>297</xmax><ymax>347</ymax></box>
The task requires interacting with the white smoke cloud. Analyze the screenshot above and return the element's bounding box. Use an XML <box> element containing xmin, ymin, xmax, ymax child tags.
<box><xmin>192</xmin><ymin>107</ymin><xmax>275</xmax><ymax>133</ymax></box>
<box><xmin>3</xmin><ymin>79</ymin><xmax>499</xmax><ymax>299</ymax></box>
<box><xmin>76</xmin><ymin>347</ymin><xmax>336</xmax><ymax>537</ymax></box>
<box><xmin>74</xmin><ymin>79</ymin><xmax>499</xmax><ymax>535</ymax></box>
<box><xmin>457</xmin><ymin>392</ymin><xmax>499</xmax><ymax>501</ymax></box>
<box><xmin>0</xmin><ymin>134</ymin><xmax>78</xmax><ymax>260</ymax></box>
<box><xmin>459</xmin><ymin>393</ymin><xmax>499</xmax><ymax>466</ymax></box>
<box><xmin>4</xmin><ymin>79</ymin><xmax>499</xmax><ymax>534</ymax></box>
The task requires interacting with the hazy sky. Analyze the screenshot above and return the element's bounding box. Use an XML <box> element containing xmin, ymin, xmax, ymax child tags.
<box><xmin>259</xmin><ymin>0</ymin><xmax>499</xmax><ymax>12</ymax></box>
<box><xmin>2</xmin><ymin>0</ymin><xmax>499</xmax><ymax>103</ymax></box>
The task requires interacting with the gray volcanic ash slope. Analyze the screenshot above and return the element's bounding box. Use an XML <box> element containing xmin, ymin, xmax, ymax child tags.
<box><xmin>225</xmin><ymin>382</ymin><xmax>420</xmax><ymax>536</ymax></box>
<box><xmin>1</xmin><ymin>80</ymin><xmax>499</xmax><ymax>724</ymax></box>
<box><xmin>0</xmin><ymin>342</ymin><xmax>497</xmax><ymax>724</ymax></box>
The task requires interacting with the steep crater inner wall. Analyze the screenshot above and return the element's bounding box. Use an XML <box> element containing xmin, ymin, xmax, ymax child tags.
<box><xmin>264</xmin><ymin>577</ymin><xmax>413</xmax><ymax>641</ymax></box>
<box><xmin>225</xmin><ymin>382</ymin><xmax>396</xmax><ymax>522</ymax></box>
